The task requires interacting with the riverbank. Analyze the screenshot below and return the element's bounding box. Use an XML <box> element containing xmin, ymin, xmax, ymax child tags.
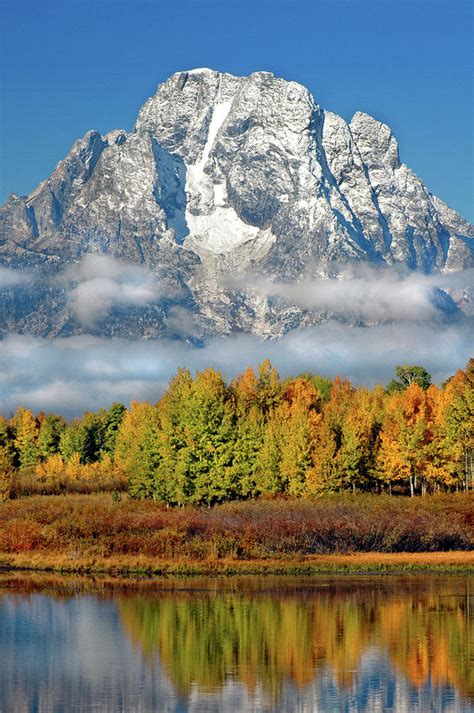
<box><xmin>1</xmin><ymin>549</ymin><xmax>473</xmax><ymax>576</ymax></box>
<box><xmin>0</xmin><ymin>493</ymin><xmax>472</xmax><ymax>576</ymax></box>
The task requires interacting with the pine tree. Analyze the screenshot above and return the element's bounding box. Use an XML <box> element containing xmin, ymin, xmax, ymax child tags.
<box><xmin>102</xmin><ymin>403</ymin><xmax>126</xmax><ymax>457</ymax></box>
<box><xmin>231</xmin><ymin>369</ymin><xmax>266</xmax><ymax>497</ymax></box>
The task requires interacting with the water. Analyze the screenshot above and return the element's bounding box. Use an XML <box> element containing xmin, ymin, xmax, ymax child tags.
<box><xmin>0</xmin><ymin>573</ymin><xmax>472</xmax><ymax>712</ymax></box>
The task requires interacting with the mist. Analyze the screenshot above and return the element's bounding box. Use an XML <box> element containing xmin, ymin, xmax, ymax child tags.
<box><xmin>57</xmin><ymin>254</ymin><xmax>166</xmax><ymax>326</ymax></box>
<box><xmin>1</xmin><ymin>320</ymin><xmax>471</xmax><ymax>417</ymax></box>
<box><xmin>228</xmin><ymin>266</ymin><xmax>474</xmax><ymax>323</ymax></box>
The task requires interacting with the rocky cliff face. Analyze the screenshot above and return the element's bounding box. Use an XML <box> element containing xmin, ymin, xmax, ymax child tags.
<box><xmin>1</xmin><ymin>68</ymin><xmax>472</xmax><ymax>338</ymax></box>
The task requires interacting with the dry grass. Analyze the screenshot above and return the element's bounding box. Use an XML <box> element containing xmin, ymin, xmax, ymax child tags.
<box><xmin>0</xmin><ymin>493</ymin><xmax>473</xmax><ymax>575</ymax></box>
<box><xmin>1</xmin><ymin>550</ymin><xmax>473</xmax><ymax>576</ymax></box>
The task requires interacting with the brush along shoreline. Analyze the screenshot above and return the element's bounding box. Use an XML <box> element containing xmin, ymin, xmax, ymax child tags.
<box><xmin>0</xmin><ymin>493</ymin><xmax>473</xmax><ymax>575</ymax></box>
<box><xmin>0</xmin><ymin>551</ymin><xmax>473</xmax><ymax>577</ymax></box>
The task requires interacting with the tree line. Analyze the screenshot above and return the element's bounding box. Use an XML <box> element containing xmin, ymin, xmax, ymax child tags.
<box><xmin>0</xmin><ymin>360</ymin><xmax>472</xmax><ymax>503</ymax></box>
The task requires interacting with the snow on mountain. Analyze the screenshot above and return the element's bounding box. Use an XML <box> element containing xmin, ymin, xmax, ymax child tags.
<box><xmin>0</xmin><ymin>68</ymin><xmax>472</xmax><ymax>338</ymax></box>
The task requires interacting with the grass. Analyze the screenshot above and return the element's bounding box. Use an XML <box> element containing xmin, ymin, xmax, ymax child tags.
<box><xmin>0</xmin><ymin>492</ymin><xmax>473</xmax><ymax>575</ymax></box>
<box><xmin>1</xmin><ymin>550</ymin><xmax>473</xmax><ymax>576</ymax></box>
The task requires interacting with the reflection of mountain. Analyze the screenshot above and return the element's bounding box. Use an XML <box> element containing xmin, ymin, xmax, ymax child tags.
<box><xmin>118</xmin><ymin>577</ymin><xmax>474</xmax><ymax>704</ymax></box>
<box><xmin>0</xmin><ymin>575</ymin><xmax>472</xmax><ymax>712</ymax></box>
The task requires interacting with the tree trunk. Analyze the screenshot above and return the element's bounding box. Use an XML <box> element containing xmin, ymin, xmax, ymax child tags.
<box><xmin>409</xmin><ymin>475</ymin><xmax>414</xmax><ymax>498</ymax></box>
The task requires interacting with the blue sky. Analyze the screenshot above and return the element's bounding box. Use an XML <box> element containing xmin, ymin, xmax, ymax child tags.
<box><xmin>0</xmin><ymin>0</ymin><xmax>473</xmax><ymax>221</ymax></box>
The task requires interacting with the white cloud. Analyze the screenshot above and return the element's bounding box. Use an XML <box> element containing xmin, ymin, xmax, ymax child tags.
<box><xmin>0</xmin><ymin>321</ymin><xmax>471</xmax><ymax>417</ymax></box>
<box><xmin>0</xmin><ymin>259</ymin><xmax>472</xmax><ymax>416</ymax></box>
<box><xmin>58</xmin><ymin>254</ymin><xmax>165</xmax><ymax>326</ymax></box>
<box><xmin>227</xmin><ymin>266</ymin><xmax>474</xmax><ymax>323</ymax></box>
<box><xmin>0</xmin><ymin>266</ymin><xmax>31</xmax><ymax>289</ymax></box>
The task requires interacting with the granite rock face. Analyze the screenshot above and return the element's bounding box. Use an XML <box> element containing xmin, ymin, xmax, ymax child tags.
<box><xmin>1</xmin><ymin>68</ymin><xmax>472</xmax><ymax>338</ymax></box>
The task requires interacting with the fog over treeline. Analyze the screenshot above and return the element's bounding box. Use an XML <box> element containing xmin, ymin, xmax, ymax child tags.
<box><xmin>0</xmin><ymin>322</ymin><xmax>472</xmax><ymax>417</ymax></box>
<box><xmin>0</xmin><ymin>256</ymin><xmax>472</xmax><ymax>416</ymax></box>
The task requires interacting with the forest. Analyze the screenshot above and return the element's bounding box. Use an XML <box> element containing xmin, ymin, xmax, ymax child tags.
<box><xmin>1</xmin><ymin>359</ymin><xmax>472</xmax><ymax>504</ymax></box>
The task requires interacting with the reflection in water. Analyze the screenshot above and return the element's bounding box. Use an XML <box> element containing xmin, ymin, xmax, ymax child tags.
<box><xmin>0</xmin><ymin>575</ymin><xmax>472</xmax><ymax>712</ymax></box>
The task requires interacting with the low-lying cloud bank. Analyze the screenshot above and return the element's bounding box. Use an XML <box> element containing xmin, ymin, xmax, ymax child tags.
<box><xmin>229</xmin><ymin>266</ymin><xmax>474</xmax><ymax>322</ymax></box>
<box><xmin>58</xmin><ymin>254</ymin><xmax>166</xmax><ymax>326</ymax></box>
<box><xmin>1</xmin><ymin>321</ymin><xmax>471</xmax><ymax>417</ymax></box>
<box><xmin>1</xmin><ymin>257</ymin><xmax>472</xmax><ymax>416</ymax></box>
<box><xmin>0</xmin><ymin>266</ymin><xmax>31</xmax><ymax>289</ymax></box>
<box><xmin>3</xmin><ymin>257</ymin><xmax>474</xmax><ymax>328</ymax></box>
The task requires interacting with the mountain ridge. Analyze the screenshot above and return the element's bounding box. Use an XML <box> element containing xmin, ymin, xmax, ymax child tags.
<box><xmin>1</xmin><ymin>68</ymin><xmax>472</xmax><ymax>338</ymax></box>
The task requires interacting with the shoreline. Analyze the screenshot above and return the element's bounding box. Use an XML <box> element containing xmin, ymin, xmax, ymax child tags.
<box><xmin>1</xmin><ymin>550</ymin><xmax>473</xmax><ymax>577</ymax></box>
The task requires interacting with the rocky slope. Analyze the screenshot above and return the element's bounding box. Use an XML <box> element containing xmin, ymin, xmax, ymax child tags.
<box><xmin>1</xmin><ymin>68</ymin><xmax>472</xmax><ymax>338</ymax></box>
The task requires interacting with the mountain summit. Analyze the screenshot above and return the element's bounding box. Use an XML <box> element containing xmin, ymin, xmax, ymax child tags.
<box><xmin>1</xmin><ymin>69</ymin><xmax>472</xmax><ymax>338</ymax></box>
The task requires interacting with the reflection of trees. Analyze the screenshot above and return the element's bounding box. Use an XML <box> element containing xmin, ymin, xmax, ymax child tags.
<box><xmin>118</xmin><ymin>578</ymin><xmax>473</xmax><ymax>701</ymax></box>
<box><xmin>380</xmin><ymin>593</ymin><xmax>473</xmax><ymax>700</ymax></box>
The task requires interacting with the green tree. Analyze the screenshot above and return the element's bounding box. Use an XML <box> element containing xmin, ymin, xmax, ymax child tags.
<box><xmin>37</xmin><ymin>414</ymin><xmax>66</xmax><ymax>460</ymax></box>
<box><xmin>231</xmin><ymin>368</ymin><xmax>266</xmax><ymax>497</ymax></box>
<box><xmin>0</xmin><ymin>416</ymin><xmax>15</xmax><ymax>468</ymax></box>
<box><xmin>13</xmin><ymin>407</ymin><xmax>40</xmax><ymax>470</ymax></box>
<box><xmin>278</xmin><ymin>378</ymin><xmax>322</xmax><ymax>496</ymax></box>
<box><xmin>115</xmin><ymin>401</ymin><xmax>164</xmax><ymax>498</ymax></box>
<box><xmin>59</xmin><ymin>412</ymin><xmax>104</xmax><ymax>464</ymax></box>
<box><xmin>440</xmin><ymin>360</ymin><xmax>474</xmax><ymax>489</ymax></box>
<box><xmin>253</xmin><ymin>416</ymin><xmax>284</xmax><ymax>494</ymax></box>
<box><xmin>102</xmin><ymin>402</ymin><xmax>126</xmax><ymax>457</ymax></box>
<box><xmin>387</xmin><ymin>365</ymin><xmax>432</xmax><ymax>393</ymax></box>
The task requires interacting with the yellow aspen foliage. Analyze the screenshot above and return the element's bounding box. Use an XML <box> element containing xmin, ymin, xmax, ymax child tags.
<box><xmin>65</xmin><ymin>452</ymin><xmax>82</xmax><ymax>481</ymax></box>
<box><xmin>114</xmin><ymin>401</ymin><xmax>157</xmax><ymax>475</ymax></box>
<box><xmin>13</xmin><ymin>406</ymin><xmax>39</xmax><ymax>470</ymax></box>
<box><xmin>278</xmin><ymin>378</ymin><xmax>322</xmax><ymax>496</ymax></box>
<box><xmin>377</xmin><ymin>384</ymin><xmax>432</xmax><ymax>495</ymax></box>
<box><xmin>234</xmin><ymin>367</ymin><xmax>259</xmax><ymax>406</ymax></box>
<box><xmin>35</xmin><ymin>454</ymin><xmax>65</xmax><ymax>484</ymax></box>
<box><xmin>0</xmin><ymin>451</ymin><xmax>14</xmax><ymax>502</ymax></box>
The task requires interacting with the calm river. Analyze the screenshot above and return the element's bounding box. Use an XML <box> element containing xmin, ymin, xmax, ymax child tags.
<box><xmin>0</xmin><ymin>573</ymin><xmax>472</xmax><ymax>712</ymax></box>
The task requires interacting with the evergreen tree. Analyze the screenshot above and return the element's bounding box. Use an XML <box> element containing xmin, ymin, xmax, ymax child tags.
<box><xmin>231</xmin><ymin>369</ymin><xmax>266</xmax><ymax>497</ymax></box>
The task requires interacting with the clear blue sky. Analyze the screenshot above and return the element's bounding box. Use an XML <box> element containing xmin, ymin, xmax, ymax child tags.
<box><xmin>1</xmin><ymin>0</ymin><xmax>473</xmax><ymax>221</ymax></box>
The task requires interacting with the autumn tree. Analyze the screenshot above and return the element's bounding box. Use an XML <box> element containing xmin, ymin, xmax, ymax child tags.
<box><xmin>439</xmin><ymin>360</ymin><xmax>474</xmax><ymax>490</ymax></box>
<box><xmin>277</xmin><ymin>378</ymin><xmax>322</xmax><ymax>496</ymax></box>
<box><xmin>12</xmin><ymin>407</ymin><xmax>40</xmax><ymax>471</ymax></box>
<box><xmin>37</xmin><ymin>414</ymin><xmax>66</xmax><ymax>460</ymax></box>
<box><xmin>377</xmin><ymin>384</ymin><xmax>432</xmax><ymax>495</ymax></box>
<box><xmin>115</xmin><ymin>400</ymin><xmax>163</xmax><ymax>498</ymax></box>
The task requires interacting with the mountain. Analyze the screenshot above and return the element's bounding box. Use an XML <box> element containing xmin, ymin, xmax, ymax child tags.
<box><xmin>1</xmin><ymin>68</ymin><xmax>472</xmax><ymax>338</ymax></box>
